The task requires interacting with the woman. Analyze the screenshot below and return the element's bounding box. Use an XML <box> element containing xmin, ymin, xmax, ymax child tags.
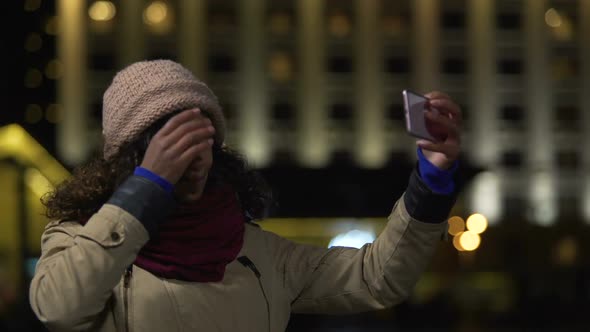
<box><xmin>30</xmin><ymin>60</ymin><xmax>463</xmax><ymax>332</ymax></box>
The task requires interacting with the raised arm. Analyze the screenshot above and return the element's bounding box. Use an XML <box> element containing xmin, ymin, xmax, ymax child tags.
<box><xmin>268</xmin><ymin>169</ymin><xmax>455</xmax><ymax>314</ymax></box>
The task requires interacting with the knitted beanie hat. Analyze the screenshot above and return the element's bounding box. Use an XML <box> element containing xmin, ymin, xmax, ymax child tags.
<box><xmin>102</xmin><ymin>59</ymin><xmax>226</xmax><ymax>160</ymax></box>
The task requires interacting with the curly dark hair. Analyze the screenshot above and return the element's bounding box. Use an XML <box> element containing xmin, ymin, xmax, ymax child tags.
<box><xmin>42</xmin><ymin>114</ymin><xmax>273</xmax><ymax>223</ymax></box>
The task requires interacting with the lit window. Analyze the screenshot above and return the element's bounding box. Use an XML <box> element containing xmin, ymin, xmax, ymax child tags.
<box><xmin>88</xmin><ymin>1</ymin><xmax>116</xmax><ymax>22</ymax></box>
<box><xmin>25</xmin><ymin>104</ymin><xmax>43</xmax><ymax>124</ymax></box>
<box><xmin>382</xmin><ymin>15</ymin><xmax>407</xmax><ymax>37</ymax></box>
<box><xmin>551</xmin><ymin>57</ymin><xmax>577</xmax><ymax>81</ymax></box>
<box><xmin>24</xmin><ymin>69</ymin><xmax>43</xmax><ymax>88</ymax></box>
<box><xmin>209</xmin><ymin>10</ymin><xmax>235</xmax><ymax>34</ymax></box>
<box><xmin>143</xmin><ymin>1</ymin><xmax>173</xmax><ymax>35</ymax></box>
<box><xmin>45</xmin><ymin>16</ymin><xmax>59</xmax><ymax>36</ymax></box>
<box><xmin>45</xmin><ymin>59</ymin><xmax>63</xmax><ymax>80</ymax></box>
<box><xmin>269</xmin><ymin>11</ymin><xmax>292</xmax><ymax>35</ymax></box>
<box><xmin>328</xmin><ymin>11</ymin><xmax>352</xmax><ymax>38</ymax></box>
<box><xmin>269</xmin><ymin>52</ymin><xmax>293</xmax><ymax>83</ymax></box>
<box><xmin>25</xmin><ymin>33</ymin><xmax>42</xmax><ymax>52</ymax></box>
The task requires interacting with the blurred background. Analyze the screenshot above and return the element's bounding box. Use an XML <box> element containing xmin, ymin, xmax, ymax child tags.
<box><xmin>2</xmin><ymin>0</ymin><xmax>589</xmax><ymax>331</ymax></box>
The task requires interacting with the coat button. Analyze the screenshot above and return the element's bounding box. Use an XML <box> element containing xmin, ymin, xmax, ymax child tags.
<box><xmin>110</xmin><ymin>232</ymin><xmax>121</xmax><ymax>241</ymax></box>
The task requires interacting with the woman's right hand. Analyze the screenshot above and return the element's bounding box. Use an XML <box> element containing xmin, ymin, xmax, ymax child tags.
<box><xmin>140</xmin><ymin>108</ymin><xmax>215</xmax><ymax>184</ymax></box>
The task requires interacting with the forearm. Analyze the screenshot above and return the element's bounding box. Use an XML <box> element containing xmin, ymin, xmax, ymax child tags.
<box><xmin>289</xmin><ymin>168</ymin><xmax>455</xmax><ymax>314</ymax></box>
<box><xmin>362</xmin><ymin>194</ymin><xmax>448</xmax><ymax>307</ymax></box>
<box><xmin>362</xmin><ymin>168</ymin><xmax>455</xmax><ymax>305</ymax></box>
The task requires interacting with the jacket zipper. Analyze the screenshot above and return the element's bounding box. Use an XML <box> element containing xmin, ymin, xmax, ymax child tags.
<box><xmin>255</xmin><ymin>277</ymin><xmax>271</xmax><ymax>332</ymax></box>
<box><xmin>237</xmin><ymin>257</ymin><xmax>270</xmax><ymax>332</ymax></box>
<box><xmin>123</xmin><ymin>265</ymin><xmax>133</xmax><ymax>332</ymax></box>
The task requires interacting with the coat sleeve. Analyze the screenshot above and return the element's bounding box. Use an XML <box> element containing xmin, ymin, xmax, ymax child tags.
<box><xmin>29</xmin><ymin>176</ymin><xmax>173</xmax><ymax>331</ymax></box>
<box><xmin>267</xmin><ymin>169</ymin><xmax>455</xmax><ymax>314</ymax></box>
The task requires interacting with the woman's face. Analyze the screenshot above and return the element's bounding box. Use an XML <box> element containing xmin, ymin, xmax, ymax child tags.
<box><xmin>172</xmin><ymin>113</ymin><xmax>214</xmax><ymax>202</ymax></box>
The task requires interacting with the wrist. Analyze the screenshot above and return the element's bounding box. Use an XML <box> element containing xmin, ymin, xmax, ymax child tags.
<box><xmin>134</xmin><ymin>166</ymin><xmax>174</xmax><ymax>194</ymax></box>
<box><xmin>433</xmin><ymin>157</ymin><xmax>454</xmax><ymax>170</ymax></box>
<box><xmin>417</xmin><ymin>148</ymin><xmax>458</xmax><ymax>195</ymax></box>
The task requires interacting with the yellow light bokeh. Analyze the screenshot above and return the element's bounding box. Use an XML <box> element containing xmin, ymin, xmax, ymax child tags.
<box><xmin>24</xmin><ymin>69</ymin><xmax>43</xmax><ymax>88</ymax></box>
<box><xmin>24</xmin><ymin>0</ymin><xmax>42</xmax><ymax>12</ymax></box>
<box><xmin>466</xmin><ymin>213</ymin><xmax>488</xmax><ymax>234</ymax></box>
<box><xmin>269</xmin><ymin>52</ymin><xmax>293</xmax><ymax>82</ymax></box>
<box><xmin>545</xmin><ymin>8</ymin><xmax>561</xmax><ymax>28</ymax></box>
<box><xmin>452</xmin><ymin>232</ymin><xmax>465</xmax><ymax>251</ymax></box>
<box><xmin>45</xmin><ymin>59</ymin><xmax>63</xmax><ymax>80</ymax></box>
<box><xmin>144</xmin><ymin>1</ymin><xmax>168</xmax><ymax>25</ymax></box>
<box><xmin>382</xmin><ymin>15</ymin><xmax>405</xmax><ymax>37</ymax></box>
<box><xmin>45</xmin><ymin>16</ymin><xmax>59</xmax><ymax>35</ymax></box>
<box><xmin>329</xmin><ymin>12</ymin><xmax>351</xmax><ymax>38</ymax></box>
<box><xmin>45</xmin><ymin>104</ymin><xmax>63</xmax><ymax>124</ymax></box>
<box><xmin>551</xmin><ymin>17</ymin><xmax>574</xmax><ymax>42</ymax></box>
<box><xmin>25</xmin><ymin>104</ymin><xmax>43</xmax><ymax>124</ymax></box>
<box><xmin>447</xmin><ymin>216</ymin><xmax>465</xmax><ymax>236</ymax></box>
<box><xmin>25</xmin><ymin>33</ymin><xmax>43</xmax><ymax>52</ymax></box>
<box><xmin>551</xmin><ymin>57</ymin><xmax>575</xmax><ymax>81</ymax></box>
<box><xmin>554</xmin><ymin>236</ymin><xmax>577</xmax><ymax>267</ymax></box>
<box><xmin>269</xmin><ymin>12</ymin><xmax>291</xmax><ymax>35</ymax></box>
<box><xmin>458</xmin><ymin>231</ymin><xmax>481</xmax><ymax>251</ymax></box>
<box><xmin>88</xmin><ymin>1</ymin><xmax>116</xmax><ymax>22</ymax></box>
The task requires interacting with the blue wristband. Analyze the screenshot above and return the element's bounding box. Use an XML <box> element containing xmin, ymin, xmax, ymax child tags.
<box><xmin>417</xmin><ymin>148</ymin><xmax>458</xmax><ymax>195</ymax></box>
<box><xmin>133</xmin><ymin>167</ymin><xmax>174</xmax><ymax>195</ymax></box>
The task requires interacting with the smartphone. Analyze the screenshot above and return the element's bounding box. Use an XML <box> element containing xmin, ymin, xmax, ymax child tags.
<box><xmin>402</xmin><ymin>89</ymin><xmax>438</xmax><ymax>142</ymax></box>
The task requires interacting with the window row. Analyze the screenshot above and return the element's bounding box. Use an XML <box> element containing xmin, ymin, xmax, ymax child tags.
<box><xmin>89</xmin><ymin>54</ymin><xmax>578</xmax><ymax>79</ymax></box>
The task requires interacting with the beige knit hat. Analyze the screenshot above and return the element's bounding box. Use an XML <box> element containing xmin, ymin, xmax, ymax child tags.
<box><xmin>102</xmin><ymin>59</ymin><xmax>226</xmax><ymax>160</ymax></box>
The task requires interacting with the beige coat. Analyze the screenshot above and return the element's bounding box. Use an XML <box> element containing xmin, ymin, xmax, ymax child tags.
<box><xmin>30</xmin><ymin>195</ymin><xmax>447</xmax><ymax>332</ymax></box>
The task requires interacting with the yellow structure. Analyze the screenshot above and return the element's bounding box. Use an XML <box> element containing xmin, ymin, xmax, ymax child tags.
<box><xmin>0</xmin><ymin>124</ymin><xmax>69</xmax><ymax>291</ymax></box>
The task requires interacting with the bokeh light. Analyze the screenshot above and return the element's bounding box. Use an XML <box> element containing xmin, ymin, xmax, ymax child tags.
<box><xmin>545</xmin><ymin>8</ymin><xmax>561</xmax><ymax>28</ymax></box>
<box><xmin>269</xmin><ymin>12</ymin><xmax>291</xmax><ymax>35</ymax></box>
<box><xmin>45</xmin><ymin>16</ymin><xmax>59</xmax><ymax>35</ymax></box>
<box><xmin>25</xmin><ymin>104</ymin><xmax>43</xmax><ymax>124</ymax></box>
<box><xmin>269</xmin><ymin>52</ymin><xmax>293</xmax><ymax>83</ymax></box>
<box><xmin>24</xmin><ymin>69</ymin><xmax>43</xmax><ymax>88</ymax></box>
<box><xmin>329</xmin><ymin>11</ymin><xmax>351</xmax><ymax>38</ymax></box>
<box><xmin>382</xmin><ymin>15</ymin><xmax>405</xmax><ymax>37</ymax></box>
<box><xmin>144</xmin><ymin>1</ymin><xmax>168</xmax><ymax>25</ymax></box>
<box><xmin>45</xmin><ymin>104</ymin><xmax>63</xmax><ymax>124</ymax></box>
<box><xmin>553</xmin><ymin>236</ymin><xmax>577</xmax><ymax>267</ymax></box>
<box><xmin>458</xmin><ymin>231</ymin><xmax>481</xmax><ymax>251</ymax></box>
<box><xmin>88</xmin><ymin>1</ymin><xmax>116</xmax><ymax>22</ymax></box>
<box><xmin>24</xmin><ymin>0</ymin><xmax>42</xmax><ymax>12</ymax></box>
<box><xmin>466</xmin><ymin>214</ymin><xmax>488</xmax><ymax>234</ymax></box>
<box><xmin>25</xmin><ymin>33</ymin><xmax>43</xmax><ymax>53</ymax></box>
<box><xmin>447</xmin><ymin>216</ymin><xmax>465</xmax><ymax>236</ymax></box>
<box><xmin>453</xmin><ymin>232</ymin><xmax>465</xmax><ymax>251</ymax></box>
<box><xmin>44</xmin><ymin>59</ymin><xmax>63</xmax><ymax>80</ymax></box>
